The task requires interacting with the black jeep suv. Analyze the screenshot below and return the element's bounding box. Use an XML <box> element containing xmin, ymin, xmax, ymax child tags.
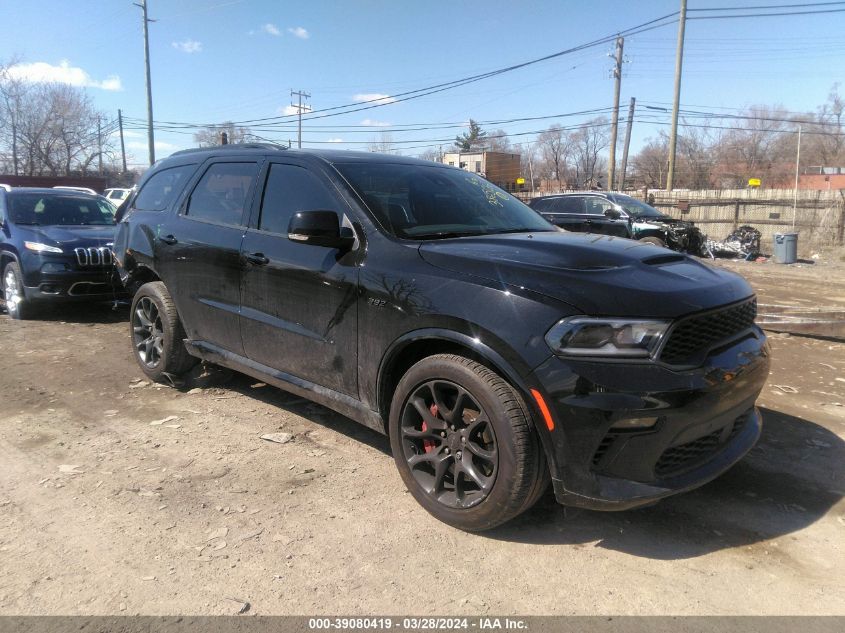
<box><xmin>1</xmin><ymin>188</ymin><xmax>122</xmax><ymax>319</ymax></box>
<box><xmin>114</xmin><ymin>144</ymin><xmax>769</xmax><ymax>531</ymax></box>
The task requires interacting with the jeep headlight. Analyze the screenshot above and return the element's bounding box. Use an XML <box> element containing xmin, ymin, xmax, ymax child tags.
<box><xmin>24</xmin><ymin>241</ymin><xmax>63</xmax><ymax>254</ymax></box>
<box><xmin>545</xmin><ymin>317</ymin><xmax>669</xmax><ymax>358</ymax></box>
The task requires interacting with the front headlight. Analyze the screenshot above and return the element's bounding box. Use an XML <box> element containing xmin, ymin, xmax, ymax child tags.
<box><xmin>545</xmin><ymin>317</ymin><xmax>670</xmax><ymax>358</ymax></box>
<box><xmin>24</xmin><ymin>241</ymin><xmax>63</xmax><ymax>254</ymax></box>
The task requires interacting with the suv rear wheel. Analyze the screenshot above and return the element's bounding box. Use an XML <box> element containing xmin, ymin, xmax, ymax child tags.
<box><xmin>130</xmin><ymin>281</ymin><xmax>197</xmax><ymax>382</ymax></box>
<box><xmin>3</xmin><ymin>262</ymin><xmax>34</xmax><ymax>320</ymax></box>
<box><xmin>389</xmin><ymin>354</ymin><xmax>545</xmax><ymax>531</ymax></box>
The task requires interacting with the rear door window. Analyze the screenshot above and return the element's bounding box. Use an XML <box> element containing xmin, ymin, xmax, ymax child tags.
<box><xmin>186</xmin><ymin>162</ymin><xmax>260</xmax><ymax>226</ymax></box>
<box><xmin>134</xmin><ymin>164</ymin><xmax>196</xmax><ymax>212</ymax></box>
<box><xmin>554</xmin><ymin>197</ymin><xmax>585</xmax><ymax>214</ymax></box>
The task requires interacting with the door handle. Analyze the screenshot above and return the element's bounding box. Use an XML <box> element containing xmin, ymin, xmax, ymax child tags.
<box><xmin>244</xmin><ymin>252</ymin><xmax>269</xmax><ymax>266</ymax></box>
<box><xmin>159</xmin><ymin>234</ymin><xmax>178</xmax><ymax>245</ymax></box>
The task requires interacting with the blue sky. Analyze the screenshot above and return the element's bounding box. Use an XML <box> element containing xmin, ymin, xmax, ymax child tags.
<box><xmin>1</xmin><ymin>0</ymin><xmax>842</xmax><ymax>167</ymax></box>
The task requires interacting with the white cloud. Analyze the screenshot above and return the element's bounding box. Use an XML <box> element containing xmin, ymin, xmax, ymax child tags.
<box><xmin>262</xmin><ymin>23</ymin><xmax>281</xmax><ymax>36</ymax></box>
<box><xmin>353</xmin><ymin>93</ymin><xmax>396</xmax><ymax>105</ymax></box>
<box><xmin>8</xmin><ymin>60</ymin><xmax>122</xmax><ymax>91</ymax></box>
<box><xmin>280</xmin><ymin>104</ymin><xmax>312</xmax><ymax>116</ymax></box>
<box><xmin>327</xmin><ymin>138</ymin><xmax>343</xmax><ymax>143</ymax></box>
<box><xmin>288</xmin><ymin>26</ymin><xmax>309</xmax><ymax>39</ymax></box>
<box><xmin>172</xmin><ymin>39</ymin><xmax>202</xmax><ymax>53</ymax></box>
<box><xmin>109</xmin><ymin>129</ymin><xmax>144</xmax><ymax>140</ymax></box>
<box><xmin>360</xmin><ymin>118</ymin><xmax>392</xmax><ymax>127</ymax></box>
<box><xmin>127</xmin><ymin>140</ymin><xmax>178</xmax><ymax>151</ymax></box>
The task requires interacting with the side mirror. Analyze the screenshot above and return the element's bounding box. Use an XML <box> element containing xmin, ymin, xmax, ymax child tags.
<box><xmin>604</xmin><ymin>208</ymin><xmax>622</xmax><ymax>220</ymax></box>
<box><xmin>288</xmin><ymin>210</ymin><xmax>354</xmax><ymax>249</ymax></box>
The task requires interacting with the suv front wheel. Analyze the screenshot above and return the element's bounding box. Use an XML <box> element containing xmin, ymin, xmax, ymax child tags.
<box><xmin>130</xmin><ymin>281</ymin><xmax>197</xmax><ymax>382</ymax></box>
<box><xmin>3</xmin><ymin>262</ymin><xmax>34</xmax><ymax>320</ymax></box>
<box><xmin>389</xmin><ymin>354</ymin><xmax>547</xmax><ymax>531</ymax></box>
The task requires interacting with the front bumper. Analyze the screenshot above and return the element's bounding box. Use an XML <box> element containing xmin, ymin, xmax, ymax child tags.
<box><xmin>20</xmin><ymin>251</ymin><xmax>125</xmax><ymax>302</ymax></box>
<box><xmin>531</xmin><ymin>328</ymin><xmax>770</xmax><ymax>510</ymax></box>
<box><xmin>25</xmin><ymin>273</ymin><xmax>125</xmax><ymax>301</ymax></box>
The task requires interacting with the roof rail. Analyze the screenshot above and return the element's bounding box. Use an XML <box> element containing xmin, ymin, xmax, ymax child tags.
<box><xmin>169</xmin><ymin>142</ymin><xmax>288</xmax><ymax>157</ymax></box>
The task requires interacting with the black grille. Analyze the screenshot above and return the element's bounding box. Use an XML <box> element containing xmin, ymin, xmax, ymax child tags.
<box><xmin>654</xmin><ymin>414</ymin><xmax>749</xmax><ymax>478</ymax></box>
<box><xmin>655</xmin><ymin>431</ymin><xmax>721</xmax><ymax>477</ymax></box>
<box><xmin>592</xmin><ymin>433</ymin><xmax>618</xmax><ymax>466</ymax></box>
<box><xmin>659</xmin><ymin>299</ymin><xmax>757</xmax><ymax>365</ymax></box>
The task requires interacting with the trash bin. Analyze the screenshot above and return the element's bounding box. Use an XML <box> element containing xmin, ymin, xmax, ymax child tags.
<box><xmin>773</xmin><ymin>232</ymin><xmax>798</xmax><ymax>264</ymax></box>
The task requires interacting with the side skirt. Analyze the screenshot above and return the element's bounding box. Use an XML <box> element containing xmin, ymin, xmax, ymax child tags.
<box><xmin>184</xmin><ymin>339</ymin><xmax>386</xmax><ymax>435</ymax></box>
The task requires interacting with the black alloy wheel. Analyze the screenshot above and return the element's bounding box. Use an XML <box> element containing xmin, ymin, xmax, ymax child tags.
<box><xmin>132</xmin><ymin>295</ymin><xmax>164</xmax><ymax>368</ymax></box>
<box><xmin>399</xmin><ymin>379</ymin><xmax>498</xmax><ymax>509</ymax></box>
<box><xmin>129</xmin><ymin>281</ymin><xmax>197</xmax><ymax>382</ymax></box>
<box><xmin>389</xmin><ymin>354</ymin><xmax>547</xmax><ymax>531</ymax></box>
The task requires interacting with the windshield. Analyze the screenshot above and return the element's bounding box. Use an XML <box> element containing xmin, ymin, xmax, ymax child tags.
<box><xmin>9</xmin><ymin>193</ymin><xmax>116</xmax><ymax>226</ymax></box>
<box><xmin>335</xmin><ymin>163</ymin><xmax>555</xmax><ymax>239</ymax></box>
<box><xmin>610</xmin><ymin>194</ymin><xmax>667</xmax><ymax>219</ymax></box>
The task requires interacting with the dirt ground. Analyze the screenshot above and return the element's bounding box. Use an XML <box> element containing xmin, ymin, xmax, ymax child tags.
<box><xmin>0</xmin><ymin>258</ymin><xmax>843</xmax><ymax>616</ymax></box>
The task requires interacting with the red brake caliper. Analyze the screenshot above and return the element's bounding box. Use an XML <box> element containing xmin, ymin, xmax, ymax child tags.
<box><xmin>422</xmin><ymin>404</ymin><xmax>438</xmax><ymax>453</ymax></box>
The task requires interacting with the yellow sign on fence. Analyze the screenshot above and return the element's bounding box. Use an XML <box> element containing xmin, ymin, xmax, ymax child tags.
<box><xmin>516</xmin><ymin>177</ymin><xmax>525</xmax><ymax>185</ymax></box>
<box><xmin>748</xmin><ymin>178</ymin><xmax>761</xmax><ymax>188</ymax></box>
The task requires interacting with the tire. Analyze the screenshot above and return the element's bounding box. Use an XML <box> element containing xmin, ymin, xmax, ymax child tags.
<box><xmin>389</xmin><ymin>354</ymin><xmax>544</xmax><ymax>531</ymax></box>
<box><xmin>639</xmin><ymin>236</ymin><xmax>665</xmax><ymax>247</ymax></box>
<box><xmin>3</xmin><ymin>262</ymin><xmax>35</xmax><ymax>320</ymax></box>
<box><xmin>129</xmin><ymin>281</ymin><xmax>197</xmax><ymax>382</ymax></box>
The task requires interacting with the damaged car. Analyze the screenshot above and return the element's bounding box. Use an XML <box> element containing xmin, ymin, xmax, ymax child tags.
<box><xmin>529</xmin><ymin>192</ymin><xmax>706</xmax><ymax>255</ymax></box>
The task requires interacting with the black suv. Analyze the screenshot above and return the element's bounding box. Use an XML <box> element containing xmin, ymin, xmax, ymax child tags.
<box><xmin>1</xmin><ymin>188</ymin><xmax>122</xmax><ymax>319</ymax></box>
<box><xmin>114</xmin><ymin>144</ymin><xmax>769</xmax><ymax>531</ymax></box>
<box><xmin>529</xmin><ymin>192</ymin><xmax>705</xmax><ymax>254</ymax></box>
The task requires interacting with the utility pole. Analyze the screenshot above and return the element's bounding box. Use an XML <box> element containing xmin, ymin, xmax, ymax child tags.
<box><xmin>118</xmin><ymin>109</ymin><xmax>127</xmax><ymax>172</ymax></box>
<box><xmin>134</xmin><ymin>0</ymin><xmax>156</xmax><ymax>165</ymax></box>
<box><xmin>97</xmin><ymin>115</ymin><xmax>103</xmax><ymax>176</ymax></box>
<box><xmin>618</xmin><ymin>97</ymin><xmax>636</xmax><ymax>191</ymax></box>
<box><xmin>792</xmin><ymin>125</ymin><xmax>802</xmax><ymax>231</ymax></box>
<box><xmin>666</xmin><ymin>0</ymin><xmax>687</xmax><ymax>191</ymax></box>
<box><xmin>607</xmin><ymin>36</ymin><xmax>624</xmax><ymax>191</ymax></box>
<box><xmin>291</xmin><ymin>89</ymin><xmax>310</xmax><ymax>148</ymax></box>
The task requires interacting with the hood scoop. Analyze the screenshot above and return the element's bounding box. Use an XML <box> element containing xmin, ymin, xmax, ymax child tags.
<box><xmin>642</xmin><ymin>254</ymin><xmax>687</xmax><ymax>266</ymax></box>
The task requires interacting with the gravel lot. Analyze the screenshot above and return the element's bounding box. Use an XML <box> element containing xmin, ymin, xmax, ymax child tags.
<box><xmin>0</xmin><ymin>258</ymin><xmax>843</xmax><ymax>616</ymax></box>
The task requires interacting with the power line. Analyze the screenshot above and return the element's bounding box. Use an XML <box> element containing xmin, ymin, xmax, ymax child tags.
<box><xmin>688</xmin><ymin>1</ymin><xmax>845</xmax><ymax>10</ymax></box>
<box><xmin>121</xmin><ymin>11</ymin><xmax>679</xmax><ymax>129</ymax></box>
<box><xmin>688</xmin><ymin>7</ymin><xmax>845</xmax><ymax>18</ymax></box>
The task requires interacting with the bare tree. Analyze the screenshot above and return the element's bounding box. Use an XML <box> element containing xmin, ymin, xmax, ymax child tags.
<box><xmin>485</xmin><ymin>128</ymin><xmax>513</xmax><ymax>153</ymax></box>
<box><xmin>193</xmin><ymin>121</ymin><xmax>253</xmax><ymax>147</ymax></box>
<box><xmin>0</xmin><ymin>62</ymin><xmax>113</xmax><ymax>176</ymax></box>
<box><xmin>367</xmin><ymin>131</ymin><xmax>395</xmax><ymax>154</ymax></box>
<box><xmin>631</xmin><ymin>135</ymin><xmax>668</xmax><ymax>189</ymax></box>
<box><xmin>710</xmin><ymin>106</ymin><xmax>793</xmax><ymax>188</ymax></box>
<box><xmin>570</xmin><ymin>118</ymin><xmax>609</xmax><ymax>188</ymax></box>
<box><xmin>417</xmin><ymin>148</ymin><xmax>440</xmax><ymax>163</ymax></box>
<box><xmin>535</xmin><ymin>125</ymin><xmax>570</xmax><ymax>190</ymax></box>
<box><xmin>806</xmin><ymin>84</ymin><xmax>844</xmax><ymax>167</ymax></box>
